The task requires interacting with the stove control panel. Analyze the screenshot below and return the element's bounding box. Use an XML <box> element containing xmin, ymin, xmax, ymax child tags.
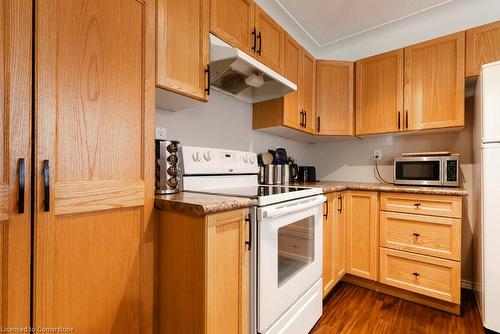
<box><xmin>180</xmin><ymin>146</ymin><xmax>259</xmax><ymax>175</ymax></box>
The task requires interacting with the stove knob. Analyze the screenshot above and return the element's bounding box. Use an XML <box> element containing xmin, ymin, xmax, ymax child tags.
<box><xmin>203</xmin><ymin>151</ymin><xmax>213</xmax><ymax>161</ymax></box>
<box><xmin>192</xmin><ymin>151</ymin><xmax>201</xmax><ymax>161</ymax></box>
<box><xmin>249</xmin><ymin>155</ymin><xmax>255</xmax><ymax>164</ymax></box>
<box><xmin>243</xmin><ymin>155</ymin><xmax>248</xmax><ymax>163</ymax></box>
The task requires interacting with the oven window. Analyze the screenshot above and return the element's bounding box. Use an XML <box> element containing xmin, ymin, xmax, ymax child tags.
<box><xmin>277</xmin><ymin>215</ymin><xmax>315</xmax><ymax>286</ymax></box>
<box><xmin>396</xmin><ymin>161</ymin><xmax>440</xmax><ymax>180</ymax></box>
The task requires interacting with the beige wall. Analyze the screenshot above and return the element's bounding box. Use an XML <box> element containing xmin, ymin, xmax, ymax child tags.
<box><xmin>310</xmin><ymin>98</ymin><xmax>475</xmax><ymax>283</ymax></box>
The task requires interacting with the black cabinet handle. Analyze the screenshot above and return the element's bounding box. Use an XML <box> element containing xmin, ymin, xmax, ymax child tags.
<box><xmin>398</xmin><ymin>111</ymin><xmax>401</xmax><ymax>130</ymax></box>
<box><xmin>317</xmin><ymin>116</ymin><xmax>321</xmax><ymax>133</ymax></box>
<box><xmin>205</xmin><ymin>64</ymin><xmax>210</xmax><ymax>96</ymax></box>
<box><xmin>18</xmin><ymin>158</ymin><xmax>25</xmax><ymax>214</ymax></box>
<box><xmin>304</xmin><ymin>110</ymin><xmax>307</xmax><ymax>128</ymax></box>
<box><xmin>338</xmin><ymin>195</ymin><xmax>342</xmax><ymax>213</ymax></box>
<box><xmin>257</xmin><ymin>32</ymin><xmax>262</xmax><ymax>55</ymax></box>
<box><xmin>413</xmin><ymin>233</ymin><xmax>420</xmax><ymax>238</ymax></box>
<box><xmin>414</xmin><ymin>203</ymin><xmax>421</xmax><ymax>208</ymax></box>
<box><xmin>406</xmin><ymin>110</ymin><xmax>409</xmax><ymax>129</ymax></box>
<box><xmin>251</xmin><ymin>28</ymin><xmax>257</xmax><ymax>52</ymax></box>
<box><xmin>413</xmin><ymin>272</ymin><xmax>420</xmax><ymax>278</ymax></box>
<box><xmin>43</xmin><ymin>160</ymin><xmax>50</xmax><ymax>212</ymax></box>
<box><xmin>245</xmin><ymin>215</ymin><xmax>252</xmax><ymax>251</ymax></box>
<box><xmin>323</xmin><ymin>200</ymin><xmax>328</xmax><ymax>219</ymax></box>
<box><xmin>299</xmin><ymin>110</ymin><xmax>304</xmax><ymax>127</ymax></box>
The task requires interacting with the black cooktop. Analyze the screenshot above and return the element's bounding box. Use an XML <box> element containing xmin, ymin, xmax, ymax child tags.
<box><xmin>199</xmin><ymin>185</ymin><xmax>313</xmax><ymax>199</ymax></box>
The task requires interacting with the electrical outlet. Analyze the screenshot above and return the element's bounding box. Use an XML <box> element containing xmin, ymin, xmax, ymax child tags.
<box><xmin>156</xmin><ymin>127</ymin><xmax>167</xmax><ymax>140</ymax></box>
<box><xmin>374</xmin><ymin>149</ymin><xmax>382</xmax><ymax>161</ymax></box>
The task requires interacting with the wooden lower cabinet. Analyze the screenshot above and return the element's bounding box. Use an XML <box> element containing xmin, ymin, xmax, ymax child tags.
<box><xmin>379</xmin><ymin>248</ymin><xmax>461</xmax><ymax>304</ymax></box>
<box><xmin>378</xmin><ymin>192</ymin><xmax>462</xmax><ymax>309</ymax></box>
<box><xmin>159</xmin><ymin>209</ymin><xmax>249</xmax><ymax>334</ymax></box>
<box><xmin>345</xmin><ymin>191</ymin><xmax>379</xmax><ymax>281</ymax></box>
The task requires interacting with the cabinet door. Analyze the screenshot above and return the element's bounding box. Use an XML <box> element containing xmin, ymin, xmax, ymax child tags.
<box><xmin>322</xmin><ymin>195</ymin><xmax>335</xmax><ymax>297</ymax></box>
<box><xmin>300</xmin><ymin>49</ymin><xmax>316</xmax><ymax>134</ymax></box>
<box><xmin>404</xmin><ymin>32</ymin><xmax>465</xmax><ymax>131</ymax></box>
<box><xmin>333</xmin><ymin>193</ymin><xmax>346</xmax><ymax>283</ymax></box>
<box><xmin>206</xmin><ymin>210</ymin><xmax>249</xmax><ymax>334</ymax></box>
<box><xmin>35</xmin><ymin>0</ymin><xmax>154</xmax><ymax>332</ymax></box>
<box><xmin>254</xmin><ymin>5</ymin><xmax>284</xmax><ymax>73</ymax></box>
<box><xmin>210</xmin><ymin>0</ymin><xmax>254</xmax><ymax>53</ymax></box>
<box><xmin>0</xmin><ymin>0</ymin><xmax>32</xmax><ymax>328</ymax></box>
<box><xmin>346</xmin><ymin>191</ymin><xmax>379</xmax><ymax>281</ymax></box>
<box><xmin>157</xmin><ymin>0</ymin><xmax>209</xmax><ymax>101</ymax></box>
<box><xmin>316</xmin><ymin>61</ymin><xmax>354</xmax><ymax>135</ymax></box>
<box><xmin>356</xmin><ymin>49</ymin><xmax>403</xmax><ymax>135</ymax></box>
<box><xmin>466</xmin><ymin>20</ymin><xmax>500</xmax><ymax>77</ymax></box>
<box><xmin>282</xmin><ymin>33</ymin><xmax>301</xmax><ymax>129</ymax></box>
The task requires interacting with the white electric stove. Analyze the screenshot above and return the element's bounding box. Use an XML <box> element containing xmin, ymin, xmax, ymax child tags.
<box><xmin>180</xmin><ymin>146</ymin><xmax>324</xmax><ymax>334</ymax></box>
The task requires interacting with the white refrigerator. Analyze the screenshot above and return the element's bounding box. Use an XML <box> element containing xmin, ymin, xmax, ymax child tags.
<box><xmin>473</xmin><ymin>60</ymin><xmax>500</xmax><ymax>332</ymax></box>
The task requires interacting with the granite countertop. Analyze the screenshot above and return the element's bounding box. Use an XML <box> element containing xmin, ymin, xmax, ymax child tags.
<box><xmin>155</xmin><ymin>182</ymin><xmax>467</xmax><ymax>216</ymax></box>
<box><xmin>155</xmin><ymin>192</ymin><xmax>257</xmax><ymax>216</ymax></box>
<box><xmin>293</xmin><ymin>181</ymin><xmax>468</xmax><ymax>196</ymax></box>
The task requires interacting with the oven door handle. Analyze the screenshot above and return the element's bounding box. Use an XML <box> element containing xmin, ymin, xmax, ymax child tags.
<box><xmin>262</xmin><ymin>195</ymin><xmax>326</xmax><ymax>219</ymax></box>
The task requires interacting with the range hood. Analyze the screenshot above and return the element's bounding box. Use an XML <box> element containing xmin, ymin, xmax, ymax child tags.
<box><xmin>209</xmin><ymin>34</ymin><xmax>297</xmax><ymax>104</ymax></box>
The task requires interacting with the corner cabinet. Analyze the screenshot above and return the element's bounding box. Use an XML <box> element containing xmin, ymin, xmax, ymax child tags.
<box><xmin>316</xmin><ymin>61</ymin><xmax>354</xmax><ymax>136</ymax></box>
<box><xmin>345</xmin><ymin>191</ymin><xmax>379</xmax><ymax>281</ymax></box>
<box><xmin>466</xmin><ymin>20</ymin><xmax>500</xmax><ymax>77</ymax></box>
<box><xmin>34</xmin><ymin>0</ymin><xmax>155</xmax><ymax>332</ymax></box>
<box><xmin>0</xmin><ymin>0</ymin><xmax>32</xmax><ymax>329</ymax></box>
<box><xmin>253</xmin><ymin>37</ymin><xmax>318</xmax><ymax>137</ymax></box>
<box><xmin>158</xmin><ymin>209</ymin><xmax>250</xmax><ymax>334</ymax></box>
<box><xmin>404</xmin><ymin>32</ymin><xmax>465</xmax><ymax>131</ymax></box>
<box><xmin>300</xmin><ymin>49</ymin><xmax>317</xmax><ymax>134</ymax></box>
<box><xmin>356</xmin><ymin>50</ymin><xmax>404</xmax><ymax>136</ymax></box>
<box><xmin>156</xmin><ymin>0</ymin><xmax>210</xmax><ymax>102</ymax></box>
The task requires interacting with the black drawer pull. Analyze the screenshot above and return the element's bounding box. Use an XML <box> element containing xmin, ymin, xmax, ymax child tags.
<box><xmin>205</xmin><ymin>64</ymin><xmax>211</xmax><ymax>96</ymax></box>
<box><xmin>43</xmin><ymin>160</ymin><xmax>50</xmax><ymax>212</ymax></box>
<box><xmin>412</xmin><ymin>272</ymin><xmax>420</xmax><ymax>278</ymax></box>
<box><xmin>251</xmin><ymin>27</ymin><xmax>257</xmax><ymax>52</ymax></box>
<box><xmin>413</xmin><ymin>233</ymin><xmax>420</xmax><ymax>238</ymax></box>
<box><xmin>257</xmin><ymin>32</ymin><xmax>262</xmax><ymax>55</ymax></box>
<box><xmin>323</xmin><ymin>200</ymin><xmax>328</xmax><ymax>219</ymax></box>
<box><xmin>18</xmin><ymin>158</ymin><xmax>25</xmax><ymax>214</ymax></box>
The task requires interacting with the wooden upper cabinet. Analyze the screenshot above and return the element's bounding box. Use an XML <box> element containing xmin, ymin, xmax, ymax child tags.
<box><xmin>35</xmin><ymin>0</ymin><xmax>153</xmax><ymax>332</ymax></box>
<box><xmin>210</xmin><ymin>0</ymin><xmax>254</xmax><ymax>53</ymax></box>
<box><xmin>356</xmin><ymin>49</ymin><xmax>404</xmax><ymax>136</ymax></box>
<box><xmin>254</xmin><ymin>5</ymin><xmax>284</xmax><ymax>73</ymax></box>
<box><xmin>0</xmin><ymin>0</ymin><xmax>32</xmax><ymax>329</ymax></box>
<box><xmin>345</xmin><ymin>191</ymin><xmax>379</xmax><ymax>281</ymax></box>
<box><xmin>404</xmin><ymin>32</ymin><xmax>465</xmax><ymax>131</ymax></box>
<box><xmin>300</xmin><ymin>49</ymin><xmax>316</xmax><ymax>134</ymax></box>
<box><xmin>157</xmin><ymin>0</ymin><xmax>209</xmax><ymax>101</ymax></box>
<box><xmin>466</xmin><ymin>20</ymin><xmax>500</xmax><ymax>77</ymax></box>
<box><xmin>316</xmin><ymin>60</ymin><xmax>354</xmax><ymax>136</ymax></box>
<box><xmin>282</xmin><ymin>33</ymin><xmax>301</xmax><ymax>128</ymax></box>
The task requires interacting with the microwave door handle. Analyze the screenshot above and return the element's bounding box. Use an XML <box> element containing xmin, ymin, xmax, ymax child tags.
<box><xmin>262</xmin><ymin>195</ymin><xmax>326</xmax><ymax>219</ymax></box>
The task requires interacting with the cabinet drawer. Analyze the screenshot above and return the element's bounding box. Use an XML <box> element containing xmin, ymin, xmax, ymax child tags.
<box><xmin>380</xmin><ymin>212</ymin><xmax>461</xmax><ymax>260</ymax></box>
<box><xmin>380</xmin><ymin>193</ymin><xmax>462</xmax><ymax>218</ymax></box>
<box><xmin>380</xmin><ymin>248</ymin><xmax>460</xmax><ymax>304</ymax></box>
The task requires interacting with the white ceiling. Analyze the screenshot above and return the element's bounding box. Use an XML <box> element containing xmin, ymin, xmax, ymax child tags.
<box><xmin>273</xmin><ymin>0</ymin><xmax>456</xmax><ymax>47</ymax></box>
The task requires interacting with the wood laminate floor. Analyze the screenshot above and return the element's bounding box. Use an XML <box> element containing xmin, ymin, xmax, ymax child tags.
<box><xmin>311</xmin><ymin>282</ymin><xmax>484</xmax><ymax>334</ymax></box>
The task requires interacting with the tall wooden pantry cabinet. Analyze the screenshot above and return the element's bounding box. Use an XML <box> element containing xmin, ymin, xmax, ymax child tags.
<box><xmin>2</xmin><ymin>0</ymin><xmax>155</xmax><ymax>332</ymax></box>
<box><xmin>0</xmin><ymin>0</ymin><xmax>32</xmax><ymax>329</ymax></box>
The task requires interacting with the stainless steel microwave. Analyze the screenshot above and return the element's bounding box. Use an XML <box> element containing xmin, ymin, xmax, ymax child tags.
<box><xmin>393</xmin><ymin>156</ymin><xmax>459</xmax><ymax>187</ymax></box>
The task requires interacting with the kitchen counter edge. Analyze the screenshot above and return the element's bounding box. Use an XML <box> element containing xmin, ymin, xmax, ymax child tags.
<box><xmin>294</xmin><ymin>181</ymin><xmax>468</xmax><ymax>196</ymax></box>
<box><xmin>155</xmin><ymin>192</ymin><xmax>257</xmax><ymax>216</ymax></box>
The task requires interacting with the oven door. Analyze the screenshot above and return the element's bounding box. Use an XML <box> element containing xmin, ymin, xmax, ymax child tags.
<box><xmin>394</xmin><ymin>157</ymin><xmax>443</xmax><ymax>186</ymax></box>
<box><xmin>257</xmin><ymin>195</ymin><xmax>325</xmax><ymax>333</ymax></box>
